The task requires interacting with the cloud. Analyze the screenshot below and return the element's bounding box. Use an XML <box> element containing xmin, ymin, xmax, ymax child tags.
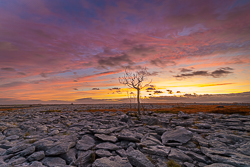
<box><xmin>108</xmin><ymin>87</ymin><xmax>120</xmax><ymax>90</ymax></box>
<box><xmin>179</xmin><ymin>68</ymin><xmax>193</xmax><ymax>73</ymax></box>
<box><xmin>199</xmin><ymin>83</ymin><xmax>233</xmax><ymax>87</ymax></box>
<box><xmin>122</xmin><ymin>39</ymin><xmax>137</xmax><ymax>46</ymax></box>
<box><xmin>97</xmin><ymin>54</ymin><xmax>133</xmax><ymax>68</ymax></box>
<box><xmin>80</xmin><ymin>70</ymin><xmax>121</xmax><ymax>80</ymax></box>
<box><xmin>143</xmin><ymin>92</ymin><xmax>250</xmax><ymax>103</ymax></box>
<box><xmin>40</xmin><ymin>72</ymin><xmax>48</xmax><ymax>78</ymax></box>
<box><xmin>166</xmin><ymin>90</ymin><xmax>173</xmax><ymax>94</ymax></box>
<box><xmin>1</xmin><ymin>67</ymin><xmax>16</xmax><ymax>72</ymax></box>
<box><xmin>146</xmin><ymin>87</ymin><xmax>156</xmax><ymax>91</ymax></box>
<box><xmin>17</xmin><ymin>72</ymin><xmax>26</xmax><ymax>75</ymax></box>
<box><xmin>174</xmin><ymin>67</ymin><xmax>234</xmax><ymax>79</ymax></box>
<box><xmin>211</xmin><ymin>67</ymin><xmax>234</xmax><ymax>78</ymax></box>
<box><xmin>145</xmin><ymin>85</ymin><xmax>156</xmax><ymax>91</ymax></box>
<box><xmin>129</xmin><ymin>44</ymin><xmax>155</xmax><ymax>55</ymax></box>
<box><xmin>146</xmin><ymin>71</ymin><xmax>159</xmax><ymax>76</ymax></box>
<box><xmin>0</xmin><ymin>81</ymin><xmax>26</xmax><ymax>88</ymax></box>
<box><xmin>176</xmin><ymin>91</ymin><xmax>181</xmax><ymax>93</ymax></box>
<box><xmin>92</xmin><ymin>88</ymin><xmax>100</xmax><ymax>90</ymax></box>
<box><xmin>150</xmin><ymin>58</ymin><xmax>176</xmax><ymax>67</ymax></box>
<box><xmin>154</xmin><ymin>90</ymin><xmax>164</xmax><ymax>94</ymax></box>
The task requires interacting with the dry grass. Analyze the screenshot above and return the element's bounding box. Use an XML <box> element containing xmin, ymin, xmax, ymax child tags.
<box><xmin>167</xmin><ymin>159</ymin><xmax>181</xmax><ymax>167</ymax></box>
<box><xmin>153</xmin><ymin>104</ymin><xmax>250</xmax><ymax>115</ymax></box>
<box><xmin>1</xmin><ymin>104</ymin><xmax>249</xmax><ymax>115</ymax></box>
<box><xmin>40</xmin><ymin>110</ymin><xmax>62</xmax><ymax>113</ymax></box>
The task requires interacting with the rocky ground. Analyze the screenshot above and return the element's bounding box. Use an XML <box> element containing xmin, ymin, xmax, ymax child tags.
<box><xmin>0</xmin><ymin>105</ymin><xmax>250</xmax><ymax>167</ymax></box>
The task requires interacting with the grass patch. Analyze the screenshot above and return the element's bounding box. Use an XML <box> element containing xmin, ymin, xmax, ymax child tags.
<box><xmin>193</xmin><ymin>140</ymin><xmax>201</xmax><ymax>149</ymax></box>
<box><xmin>62</xmin><ymin>132</ymin><xmax>69</xmax><ymax>135</ymax></box>
<box><xmin>167</xmin><ymin>159</ymin><xmax>181</xmax><ymax>167</ymax></box>
<box><xmin>146</xmin><ymin>155</ymin><xmax>156</xmax><ymax>164</ymax></box>
<box><xmin>24</xmin><ymin>132</ymin><xmax>30</xmax><ymax>136</ymax></box>
<box><xmin>40</xmin><ymin>110</ymin><xmax>61</xmax><ymax>113</ymax></box>
<box><xmin>25</xmin><ymin>139</ymin><xmax>37</xmax><ymax>144</ymax></box>
<box><xmin>192</xmin><ymin>125</ymin><xmax>198</xmax><ymax>129</ymax></box>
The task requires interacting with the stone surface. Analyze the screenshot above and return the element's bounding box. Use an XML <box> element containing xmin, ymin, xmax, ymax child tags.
<box><xmin>0</xmin><ymin>104</ymin><xmax>250</xmax><ymax>167</ymax></box>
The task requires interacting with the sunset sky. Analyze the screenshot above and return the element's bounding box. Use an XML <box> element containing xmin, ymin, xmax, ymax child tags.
<box><xmin>0</xmin><ymin>0</ymin><xmax>250</xmax><ymax>104</ymax></box>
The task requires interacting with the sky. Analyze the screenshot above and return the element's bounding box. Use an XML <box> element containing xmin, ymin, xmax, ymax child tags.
<box><xmin>0</xmin><ymin>0</ymin><xmax>250</xmax><ymax>104</ymax></box>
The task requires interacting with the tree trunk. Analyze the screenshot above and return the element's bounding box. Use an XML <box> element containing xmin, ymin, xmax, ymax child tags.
<box><xmin>137</xmin><ymin>88</ymin><xmax>141</xmax><ymax>115</ymax></box>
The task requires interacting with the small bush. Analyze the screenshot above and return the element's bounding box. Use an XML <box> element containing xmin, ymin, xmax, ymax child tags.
<box><xmin>90</xmin><ymin>152</ymin><xmax>96</xmax><ymax>163</ymax></box>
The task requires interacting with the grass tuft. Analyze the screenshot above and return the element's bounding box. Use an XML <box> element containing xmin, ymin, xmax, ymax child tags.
<box><xmin>167</xmin><ymin>159</ymin><xmax>181</xmax><ymax>167</ymax></box>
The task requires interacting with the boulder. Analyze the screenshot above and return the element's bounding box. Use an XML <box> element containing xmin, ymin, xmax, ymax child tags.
<box><xmin>29</xmin><ymin>161</ymin><xmax>46</xmax><ymax>167</ymax></box>
<box><xmin>118</xmin><ymin>131</ymin><xmax>140</xmax><ymax>142</ymax></box>
<box><xmin>19</xmin><ymin>146</ymin><xmax>36</xmax><ymax>157</ymax></box>
<box><xmin>204</xmin><ymin>163</ymin><xmax>235</xmax><ymax>167</ymax></box>
<box><xmin>60</xmin><ymin>148</ymin><xmax>77</xmax><ymax>164</ymax></box>
<box><xmin>168</xmin><ymin>148</ymin><xmax>193</xmax><ymax>162</ymax></box>
<box><xmin>92</xmin><ymin>156</ymin><xmax>132</xmax><ymax>167</ymax></box>
<box><xmin>95</xmin><ymin>134</ymin><xmax>118</xmax><ymax>143</ymax></box>
<box><xmin>237</xmin><ymin>141</ymin><xmax>250</xmax><ymax>156</ymax></box>
<box><xmin>7</xmin><ymin>157</ymin><xmax>26</xmax><ymax>166</ymax></box>
<box><xmin>27</xmin><ymin>151</ymin><xmax>45</xmax><ymax>162</ymax></box>
<box><xmin>96</xmin><ymin>142</ymin><xmax>120</xmax><ymax>150</ymax></box>
<box><xmin>127</xmin><ymin>150</ymin><xmax>154</xmax><ymax>167</ymax></box>
<box><xmin>76</xmin><ymin>136</ymin><xmax>95</xmax><ymax>151</ymax></box>
<box><xmin>72</xmin><ymin>150</ymin><xmax>93</xmax><ymax>166</ymax></box>
<box><xmin>140</xmin><ymin>145</ymin><xmax>171</xmax><ymax>157</ymax></box>
<box><xmin>5</xmin><ymin>143</ymin><xmax>29</xmax><ymax>154</ymax></box>
<box><xmin>161</xmin><ymin>127</ymin><xmax>193</xmax><ymax>145</ymax></box>
<box><xmin>45</xmin><ymin>141</ymin><xmax>75</xmax><ymax>156</ymax></box>
<box><xmin>41</xmin><ymin>157</ymin><xmax>66</xmax><ymax>167</ymax></box>
<box><xmin>96</xmin><ymin>149</ymin><xmax>113</xmax><ymax>157</ymax></box>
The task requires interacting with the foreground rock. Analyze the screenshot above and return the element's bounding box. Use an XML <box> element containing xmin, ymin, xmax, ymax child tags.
<box><xmin>0</xmin><ymin>104</ymin><xmax>249</xmax><ymax>167</ymax></box>
<box><xmin>161</xmin><ymin>126</ymin><xmax>193</xmax><ymax>145</ymax></box>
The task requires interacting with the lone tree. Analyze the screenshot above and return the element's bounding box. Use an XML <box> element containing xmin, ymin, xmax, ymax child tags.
<box><xmin>119</xmin><ymin>68</ymin><xmax>151</xmax><ymax>115</ymax></box>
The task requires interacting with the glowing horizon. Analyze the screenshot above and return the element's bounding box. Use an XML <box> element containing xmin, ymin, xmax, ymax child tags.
<box><xmin>0</xmin><ymin>0</ymin><xmax>249</xmax><ymax>104</ymax></box>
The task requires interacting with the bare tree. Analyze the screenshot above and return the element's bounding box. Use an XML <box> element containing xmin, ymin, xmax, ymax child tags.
<box><xmin>119</xmin><ymin>68</ymin><xmax>151</xmax><ymax>115</ymax></box>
